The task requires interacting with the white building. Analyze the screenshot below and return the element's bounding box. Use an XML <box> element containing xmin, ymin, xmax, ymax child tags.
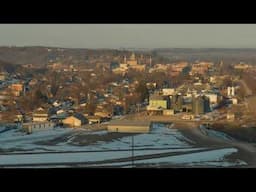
<box><xmin>194</xmin><ymin>93</ymin><xmax>218</xmax><ymax>105</ymax></box>
<box><xmin>227</xmin><ymin>87</ymin><xmax>235</xmax><ymax>97</ymax></box>
<box><xmin>22</xmin><ymin>122</ymin><xmax>55</xmax><ymax>134</ymax></box>
<box><xmin>231</xmin><ymin>98</ymin><xmax>238</xmax><ymax>105</ymax></box>
<box><xmin>162</xmin><ymin>88</ymin><xmax>175</xmax><ymax>96</ymax></box>
<box><xmin>204</xmin><ymin>93</ymin><xmax>218</xmax><ymax>104</ymax></box>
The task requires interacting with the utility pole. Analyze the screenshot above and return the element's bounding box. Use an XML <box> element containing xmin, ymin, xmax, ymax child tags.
<box><xmin>132</xmin><ymin>134</ymin><xmax>134</xmax><ymax>167</ymax></box>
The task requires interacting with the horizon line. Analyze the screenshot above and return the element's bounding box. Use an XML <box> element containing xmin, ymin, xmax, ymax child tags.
<box><xmin>2</xmin><ymin>45</ymin><xmax>256</xmax><ymax>50</ymax></box>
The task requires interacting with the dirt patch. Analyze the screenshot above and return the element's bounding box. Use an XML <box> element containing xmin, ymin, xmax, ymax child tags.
<box><xmin>35</xmin><ymin>132</ymin><xmax>74</xmax><ymax>146</ymax></box>
<box><xmin>70</xmin><ymin>132</ymin><xmax>137</xmax><ymax>146</ymax></box>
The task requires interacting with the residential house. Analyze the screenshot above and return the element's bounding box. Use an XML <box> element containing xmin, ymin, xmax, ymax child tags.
<box><xmin>32</xmin><ymin>107</ymin><xmax>49</xmax><ymax>122</ymax></box>
<box><xmin>94</xmin><ymin>111</ymin><xmax>112</xmax><ymax>119</ymax></box>
<box><xmin>87</xmin><ymin>115</ymin><xmax>102</xmax><ymax>124</ymax></box>
<box><xmin>9</xmin><ymin>83</ymin><xmax>24</xmax><ymax>96</ymax></box>
<box><xmin>0</xmin><ymin>72</ymin><xmax>8</xmax><ymax>81</ymax></box>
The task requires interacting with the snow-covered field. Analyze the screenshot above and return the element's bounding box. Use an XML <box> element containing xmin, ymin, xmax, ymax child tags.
<box><xmin>200</xmin><ymin>125</ymin><xmax>234</xmax><ymax>141</ymax></box>
<box><xmin>134</xmin><ymin>148</ymin><xmax>247</xmax><ymax>167</ymax></box>
<box><xmin>0</xmin><ymin>123</ymin><xmax>246</xmax><ymax>167</ymax></box>
<box><xmin>0</xmin><ymin>123</ymin><xmax>192</xmax><ymax>152</ymax></box>
<box><xmin>88</xmin><ymin>148</ymin><xmax>246</xmax><ymax>168</ymax></box>
<box><xmin>0</xmin><ymin>148</ymin><xmax>205</xmax><ymax>166</ymax></box>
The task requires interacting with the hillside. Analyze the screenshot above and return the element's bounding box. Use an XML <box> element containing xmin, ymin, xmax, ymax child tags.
<box><xmin>0</xmin><ymin>60</ymin><xmax>21</xmax><ymax>74</ymax></box>
<box><xmin>1</xmin><ymin>46</ymin><xmax>256</xmax><ymax>66</ymax></box>
<box><xmin>0</xmin><ymin>46</ymin><xmax>131</xmax><ymax>66</ymax></box>
<box><xmin>154</xmin><ymin>48</ymin><xmax>256</xmax><ymax>64</ymax></box>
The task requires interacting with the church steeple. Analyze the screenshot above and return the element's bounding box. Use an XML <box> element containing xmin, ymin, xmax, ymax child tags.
<box><xmin>124</xmin><ymin>56</ymin><xmax>127</xmax><ymax>64</ymax></box>
<box><xmin>130</xmin><ymin>52</ymin><xmax>136</xmax><ymax>60</ymax></box>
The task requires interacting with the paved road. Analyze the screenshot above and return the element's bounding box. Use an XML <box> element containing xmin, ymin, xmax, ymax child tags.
<box><xmin>177</xmin><ymin>123</ymin><xmax>256</xmax><ymax>167</ymax></box>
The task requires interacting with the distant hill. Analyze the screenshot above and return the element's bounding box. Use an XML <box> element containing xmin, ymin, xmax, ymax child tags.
<box><xmin>0</xmin><ymin>46</ymin><xmax>132</xmax><ymax>66</ymax></box>
<box><xmin>2</xmin><ymin>46</ymin><xmax>256</xmax><ymax>66</ymax></box>
<box><xmin>153</xmin><ymin>48</ymin><xmax>256</xmax><ymax>64</ymax></box>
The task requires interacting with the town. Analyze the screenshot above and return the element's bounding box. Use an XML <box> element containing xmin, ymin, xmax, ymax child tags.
<box><xmin>0</xmin><ymin>47</ymin><xmax>255</xmax><ymax>135</ymax></box>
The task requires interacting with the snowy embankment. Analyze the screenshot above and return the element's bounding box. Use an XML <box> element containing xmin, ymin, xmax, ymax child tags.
<box><xmin>0</xmin><ymin>123</ymin><xmax>191</xmax><ymax>152</ymax></box>
<box><xmin>0</xmin><ymin>123</ymin><xmax>246</xmax><ymax>167</ymax></box>
<box><xmin>0</xmin><ymin>147</ymin><xmax>244</xmax><ymax>168</ymax></box>
<box><xmin>199</xmin><ymin>125</ymin><xmax>235</xmax><ymax>141</ymax></box>
<box><xmin>0</xmin><ymin>148</ymin><xmax>205</xmax><ymax>166</ymax></box>
<box><xmin>0</xmin><ymin>128</ymin><xmax>73</xmax><ymax>152</ymax></box>
<box><xmin>88</xmin><ymin>148</ymin><xmax>246</xmax><ymax>168</ymax></box>
<box><xmin>135</xmin><ymin>148</ymin><xmax>246</xmax><ymax>167</ymax></box>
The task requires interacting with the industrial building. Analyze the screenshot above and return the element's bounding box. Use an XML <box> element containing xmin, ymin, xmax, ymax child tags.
<box><xmin>171</xmin><ymin>94</ymin><xmax>183</xmax><ymax>112</ymax></box>
<box><xmin>147</xmin><ymin>92</ymin><xmax>171</xmax><ymax>115</ymax></box>
<box><xmin>192</xmin><ymin>95</ymin><xmax>211</xmax><ymax>115</ymax></box>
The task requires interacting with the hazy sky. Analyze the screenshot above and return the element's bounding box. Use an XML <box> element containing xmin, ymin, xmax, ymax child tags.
<box><xmin>0</xmin><ymin>24</ymin><xmax>256</xmax><ymax>49</ymax></box>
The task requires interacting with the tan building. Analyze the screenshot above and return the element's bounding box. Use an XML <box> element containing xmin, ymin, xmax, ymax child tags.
<box><xmin>162</xmin><ymin>88</ymin><xmax>175</xmax><ymax>96</ymax></box>
<box><xmin>190</xmin><ymin>62</ymin><xmax>212</xmax><ymax>75</ymax></box>
<box><xmin>129</xmin><ymin>64</ymin><xmax>146</xmax><ymax>72</ymax></box>
<box><xmin>120</xmin><ymin>63</ymin><xmax>128</xmax><ymax>68</ymax></box>
<box><xmin>14</xmin><ymin>114</ymin><xmax>23</xmax><ymax>122</ymax></box>
<box><xmin>10</xmin><ymin>83</ymin><xmax>23</xmax><ymax>92</ymax></box>
<box><xmin>0</xmin><ymin>72</ymin><xmax>8</xmax><ymax>81</ymax></box>
<box><xmin>227</xmin><ymin>112</ymin><xmax>235</xmax><ymax>121</ymax></box>
<box><xmin>169</xmin><ymin>62</ymin><xmax>188</xmax><ymax>76</ymax></box>
<box><xmin>163</xmin><ymin>109</ymin><xmax>174</xmax><ymax>116</ymax></box>
<box><xmin>182</xmin><ymin>114</ymin><xmax>194</xmax><ymax>120</ymax></box>
<box><xmin>94</xmin><ymin>111</ymin><xmax>112</xmax><ymax>118</ymax></box>
<box><xmin>63</xmin><ymin>113</ymin><xmax>88</xmax><ymax>127</ymax></box>
<box><xmin>107</xmin><ymin>120</ymin><xmax>151</xmax><ymax>133</ymax></box>
<box><xmin>120</xmin><ymin>53</ymin><xmax>146</xmax><ymax>72</ymax></box>
<box><xmin>231</xmin><ymin>98</ymin><xmax>238</xmax><ymax>105</ymax></box>
<box><xmin>234</xmin><ymin>63</ymin><xmax>250</xmax><ymax>70</ymax></box>
<box><xmin>126</xmin><ymin>53</ymin><xmax>138</xmax><ymax>66</ymax></box>
<box><xmin>9</xmin><ymin>83</ymin><xmax>24</xmax><ymax>96</ymax></box>
<box><xmin>112</xmin><ymin>67</ymin><xmax>127</xmax><ymax>75</ymax></box>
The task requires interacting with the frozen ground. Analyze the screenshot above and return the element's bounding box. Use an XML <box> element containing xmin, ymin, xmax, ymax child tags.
<box><xmin>0</xmin><ymin>123</ymin><xmax>246</xmax><ymax>167</ymax></box>
<box><xmin>200</xmin><ymin>125</ymin><xmax>235</xmax><ymax>141</ymax></box>
<box><xmin>88</xmin><ymin>148</ymin><xmax>246</xmax><ymax>168</ymax></box>
<box><xmin>134</xmin><ymin>148</ymin><xmax>247</xmax><ymax>167</ymax></box>
<box><xmin>0</xmin><ymin>148</ymin><xmax>205</xmax><ymax>166</ymax></box>
<box><xmin>0</xmin><ymin>123</ymin><xmax>191</xmax><ymax>152</ymax></box>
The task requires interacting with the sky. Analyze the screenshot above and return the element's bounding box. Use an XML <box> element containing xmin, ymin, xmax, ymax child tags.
<box><xmin>0</xmin><ymin>24</ymin><xmax>256</xmax><ymax>49</ymax></box>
